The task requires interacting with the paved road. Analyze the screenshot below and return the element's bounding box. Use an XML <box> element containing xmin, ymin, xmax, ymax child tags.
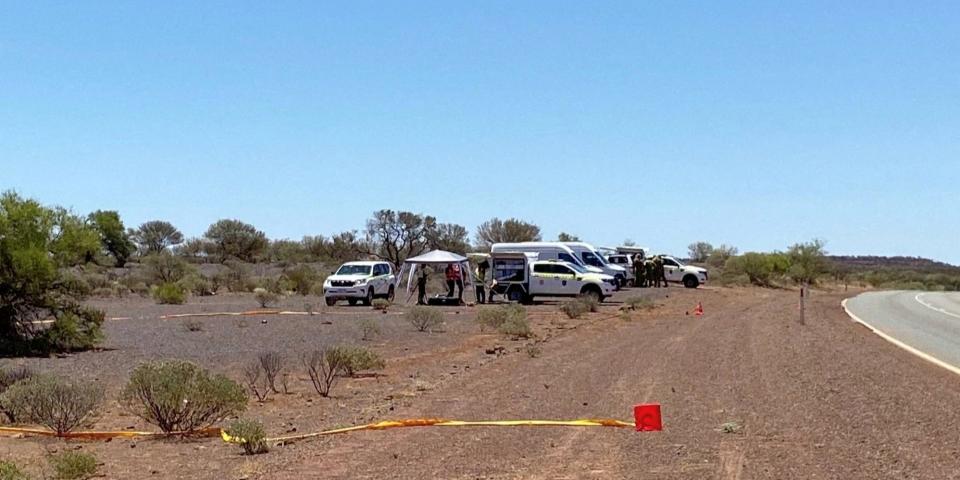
<box><xmin>845</xmin><ymin>290</ymin><xmax>960</xmax><ymax>369</ymax></box>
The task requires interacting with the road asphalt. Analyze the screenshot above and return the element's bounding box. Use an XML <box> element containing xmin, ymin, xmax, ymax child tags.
<box><xmin>845</xmin><ymin>290</ymin><xmax>960</xmax><ymax>370</ymax></box>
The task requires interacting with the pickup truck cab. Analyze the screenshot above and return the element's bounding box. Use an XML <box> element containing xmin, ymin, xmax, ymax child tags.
<box><xmin>658</xmin><ymin>255</ymin><xmax>709</xmax><ymax>288</ymax></box>
<box><xmin>489</xmin><ymin>252</ymin><xmax>616</xmax><ymax>303</ymax></box>
<box><xmin>561</xmin><ymin>242</ymin><xmax>628</xmax><ymax>289</ymax></box>
<box><xmin>323</xmin><ymin>261</ymin><xmax>397</xmax><ymax>306</ymax></box>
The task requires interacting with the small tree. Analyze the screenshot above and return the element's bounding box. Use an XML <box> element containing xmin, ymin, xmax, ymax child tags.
<box><xmin>120</xmin><ymin>360</ymin><xmax>247</xmax><ymax>433</ymax></box>
<box><xmin>557</xmin><ymin>232</ymin><xmax>580</xmax><ymax>242</ymax></box>
<box><xmin>282</xmin><ymin>265</ymin><xmax>318</xmax><ymax>295</ymax></box>
<box><xmin>131</xmin><ymin>220</ymin><xmax>183</xmax><ymax>255</ymax></box>
<box><xmin>143</xmin><ymin>252</ymin><xmax>195</xmax><ymax>284</ymax></box>
<box><xmin>787</xmin><ymin>239</ymin><xmax>828</xmax><ymax>285</ymax></box>
<box><xmin>425</xmin><ymin>223</ymin><xmax>471</xmax><ymax>253</ymax></box>
<box><xmin>475</xmin><ymin>218</ymin><xmax>541</xmax><ymax>248</ymax></box>
<box><xmin>687</xmin><ymin>241</ymin><xmax>714</xmax><ymax>263</ymax></box>
<box><xmin>0</xmin><ymin>192</ymin><xmax>105</xmax><ymax>355</ymax></box>
<box><xmin>358</xmin><ymin>210</ymin><xmax>434</xmax><ymax>269</ymax></box>
<box><xmin>708</xmin><ymin>244</ymin><xmax>739</xmax><ymax>267</ymax></box>
<box><xmin>0</xmin><ymin>374</ymin><xmax>103</xmax><ymax>436</ymax></box>
<box><xmin>88</xmin><ymin>210</ymin><xmax>135</xmax><ymax>267</ymax></box>
<box><xmin>204</xmin><ymin>219</ymin><xmax>268</xmax><ymax>263</ymax></box>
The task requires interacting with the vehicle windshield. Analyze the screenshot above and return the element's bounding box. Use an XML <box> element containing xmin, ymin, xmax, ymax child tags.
<box><xmin>582</xmin><ymin>250</ymin><xmax>608</xmax><ymax>266</ymax></box>
<box><xmin>336</xmin><ymin>265</ymin><xmax>372</xmax><ymax>275</ymax></box>
<box><xmin>565</xmin><ymin>262</ymin><xmax>588</xmax><ymax>273</ymax></box>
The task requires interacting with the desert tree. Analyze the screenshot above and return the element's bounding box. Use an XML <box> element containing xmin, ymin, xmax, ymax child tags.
<box><xmin>0</xmin><ymin>192</ymin><xmax>105</xmax><ymax>354</ymax></box>
<box><xmin>557</xmin><ymin>232</ymin><xmax>580</xmax><ymax>242</ymax></box>
<box><xmin>787</xmin><ymin>239</ymin><xmax>828</xmax><ymax>285</ymax></box>
<box><xmin>475</xmin><ymin>218</ymin><xmax>541</xmax><ymax>249</ymax></box>
<box><xmin>426</xmin><ymin>222</ymin><xmax>471</xmax><ymax>253</ymax></box>
<box><xmin>131</xmin><ymin>220</ymin><xmax>184</xmax><ymax>255</ymax></box>
<box><xmin>358</xmin><ymin>210</ymin><xmax>434</xmax><ymax>269</ymax></box>
<box><xmin>88</xmin><ymin>210</ymin><xmax>135</xmax><ymax>267</ymax></box>
<box><xmin>204</xmin><ymin>219</ymin><xmax>269</xmax><ymax>263</ymax></box>
<box><xmin>687</xmin><ymin>241</ymin><xmax>714</xmax><ymax>263</ymax></box>
<box><xmin>708</xmin><ymin>244</ymin><xmax>739</xmax><ymax>267</ymax></box>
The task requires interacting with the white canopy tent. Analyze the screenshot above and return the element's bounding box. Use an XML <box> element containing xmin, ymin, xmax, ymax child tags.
<box><xmin>396</xmin><ymin>250</ymin><xmax>475</xmax><ymax>303</ymax></box>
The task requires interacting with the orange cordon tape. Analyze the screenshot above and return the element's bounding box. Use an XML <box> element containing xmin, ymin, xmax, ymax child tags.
<box><xmin>0</xmin><ymin>426</ymin><xmax>221</xmax><ymax>440</ymax></box>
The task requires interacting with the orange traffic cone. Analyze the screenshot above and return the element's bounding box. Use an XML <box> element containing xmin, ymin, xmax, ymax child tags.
<box><xmin>694</xmin><ymin>302</ymin><xmax>703</xmax><ymax>316</ymax></box>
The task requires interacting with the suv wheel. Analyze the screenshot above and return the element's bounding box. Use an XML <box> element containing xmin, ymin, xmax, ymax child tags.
<box><xmin>580</xmin><ymin>285</ymin><xmax>602</xmax><ymax>303</ymax></box>
<box><xmin>325</xmin><ymin>298</ymin><xmax>337</xmax><ymax>307</ymax></box>
<box><xmin>387</xmin><ymin>285</ymin><xmax>395</xmax><ymax>302</ymax></box>
<box><xmin>683</xmin><ymin>275</ymin><xmax>700</xmax><ymax>289</ymax></box>
<box><xmin>362</xmin><ymin>288</ymin><xmax>374</xmax><ymax>306</ymax></box>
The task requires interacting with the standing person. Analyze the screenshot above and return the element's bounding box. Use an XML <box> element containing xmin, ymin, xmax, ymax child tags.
<box><xmin>454</xmin><ymin>263</ymin><xmax>464</xmax><ymax>304</ymax></box>
<box><xmin>416</xmin><ymin>267</ymin><xmax>429</xmax><ymax>305</ymax></box>
<box><xmin>475</xmin><ymin>260</ymin><xmax>488</xmax><ymax>304</ymax></box>
<box><xmin>653</xmin><ymin>256</ymin><xmax>665</xmax><ymax>288</ymax></box>
<box><xmin>445</xmin><ymin>263</ymin><xmax>457</xmax><ymax>298</ymax></box>
<box><xmin>646</xmin><ymin>258</ymin><xmax>657</xmax><ymax>288</ymax></box>
<box><xmin>633</xmin><ymin>253</ymin><xmax>645</xmax><ymax>288</ymax></box>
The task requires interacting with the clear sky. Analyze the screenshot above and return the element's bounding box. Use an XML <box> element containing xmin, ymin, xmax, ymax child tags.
<box><xmin>2</xmin><ymin>1</ymin><xmax>958</xmax><ymax>263</ymax></box>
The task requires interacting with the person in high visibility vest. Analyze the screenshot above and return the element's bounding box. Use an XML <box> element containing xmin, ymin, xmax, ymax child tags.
<box><xmin>445</xmin><ymin>263</ymin><xmax>464</xmax><ymax>304</ymax></box>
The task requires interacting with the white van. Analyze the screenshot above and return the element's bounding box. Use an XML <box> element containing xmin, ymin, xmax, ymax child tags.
<box><xmin>562</xmin><ymin>242</ymin><xmax>628</xmax><ymax>288</ymax></box>
<box><xmin>490</xmin><ymin>242</ymin><xmax>602</xmax><ymax>274</ymax></box>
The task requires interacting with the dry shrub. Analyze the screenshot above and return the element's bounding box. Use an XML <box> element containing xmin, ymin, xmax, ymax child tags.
<box><xmin>303</xmin><ymin>348</ymin><xmax>346</xmax><ymax>397</ymax></box>
<box><xmin>226</xmin><ymin>418</ymin><xmax>268</xmax><ymax>455</ymax></box>
<box><xmin>559</xmin><ymin>299</ymin><xmax>590</xmax><ymax>319</ymax></box>
<box><xmin>371</xmin><ymin>298</ymin><xmax>390</xmax><ymax>311</ymax></box>
<box><xmin>358</xmin><ymin>318</ymin><xmax>381</xmax><ymax>341</ymax></box>
<box><xmin>0</xmin><ymin>374</ymin><xmax>102</xmax><ymax>436</ymax></box>
<box><xmin>183</xmin><ymin>319</ymin><xmax>203</xmax><ymax>332</ymax></box>
<box><xmin>253</xmin><ymin>288</ymin><xmax>279</xmax><ymax>308</ymax></box>
<box><xmin>259</xmin><ymin>352</ymin><xmax>284</xmax><ymax>393</ymax></box>
<box><xmin>48</xmin><ymin>451</ymin><xmax>97</xmax><ymax>480</ymax></box>
<box><xmin>407</xmin><ymin>306</ymin><xmax>443</xmax><ymax>332</ymax></box>
<box><xmin>120</xmin><ymin>360</ymin><xmax>247</xmax><ymax>433</ymax></box>
<box><xmin>0</xmin><ymin>461</ymin><xmax>28</xmax><ymax>480</ymax></box>
<box><xmin>478</xmin><ymin>305</ymin><xmax>530</xmax><ymax>337</ymax></box>
<box><xmin>338</xmin><ymin>346</ymin><xmax>385</xmax><ymax>377</ymax></box>
<box><xmin>243</xmin><ymin>362</ymin><xmax>270</xmax><ymax>403</ymax></box>
<box><xmin>623</xmin><ymin>296</ymin><xmax>655</xmax><ymax>311</ymax></box>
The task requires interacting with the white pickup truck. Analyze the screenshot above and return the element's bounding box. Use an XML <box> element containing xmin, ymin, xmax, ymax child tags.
<box><xmin>489</xmin><ymin>253</ymin><xmax>616</xmax><ymax>303</ymax></box>
<box><xmin>322</xmin><ymin>261</ymin><xmax>397</xmax><ymax>306</ymax></box>
<box><xmin>659</xmin><ymin>255</ymin><xmax>709</xmax><ymax>288</ymax></box>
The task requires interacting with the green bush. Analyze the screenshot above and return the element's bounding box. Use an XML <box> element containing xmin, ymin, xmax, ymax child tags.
<box><xmin>407</xmin><ymin>306</ymin><xmax>443</xmax><ymax>332</ymax></box>
<box><xmin>40</xmin><ymin>307</ymin><xmax>105</xmax><ymax>352</ymax></box>
<box><xmin>0</xmin><ymin>374</ymin><xmax>102</xmax><ymax>436</ymax></box>
<box><xmin>120</xmin><ymin>360</ymin><xmax>247</xmax><ymax>433</ymax></box>
<box><xmin>179</xmin><ymin>273</ymin><xmax>215</xmax><ymax>296</ymax></box>
<box><xmin>253</xmin><ymin>288</ymin><xmax>280</xmax><ymax>308</ymax></box>
<box><xmin>0</xmin><ymin>461</ymin><xmax>29</xmax><ymax>480</ymax></box>
<box><xmin>226</xmin><ymin>418</ymin><xmax>269</xmax><ymax>455</ymax></box>
<box><xmin>497</xmin><ymin>306</ymin><xmax>532</xmax><ymax>338</ymax></box>
<box><xmin>559</xmin><ymin>299</ymin><xmax>590</xmax><ymax>319</ymax></box>
<box><xmin>371</xmin><ymin>299</ymin><xmax>390</xmax><ymax>311</ymax></box>
<box><xmin>216</xmin><ymin>261</ymin><xmax>255</xmax><ymax>292</ymax></box>
<box><xmin>142</xmin><ymin>252</ymin><xmax>194</xmax><ymax>284</ymax></box>
<box><xmin>49</xmin><ymin>452</ymin><xmax>97</xmax><ymax>480</ymax></box>
<box><xmin>623</xmin><ymin>296</ymin><xmax>655</xmax><ymax>311</ymax></box>
<box><xmin>282</xmin><ymin>265</ymin><xmax>318</xmax><ymax>295</ymax></box>
<box><xmin>152</xmin><ymin>282</ymin><xmax>186</xmax><ymax>305</ymax></box>
<box><xmin>331</xmin><ymin>346</ymin><xmax>386</xmax><ymax>377</ymax></box>
<box><xmin>477</xmin><ymin>304</ymin><xmax>528</xmax><ymax>332</ymax></box>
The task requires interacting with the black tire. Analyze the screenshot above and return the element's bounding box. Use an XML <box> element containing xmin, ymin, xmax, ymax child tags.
<box><xmin>362</xmin><ymin>288</ymin><xmax>374</xmax><ymax>306</ymax></box>
<box><xmin>387</xmin><ymin>285</ymin><xmax>395</xmax><ymax>302</ymax></box>
<box><xmin>347</xmin><ymin>299</ymin><xmax>358</xmax><ymax>306</ymax></box>
<box><xmin>683</xmin><ymin>275</ymin><xmax>700</xmax><ymax>289</ymax></box>
<box><xmin>325</xmin><ymin>297</ymin><xmax>337</xmax><ymax>307</ymax></box>
<box><xmin>580</xmin><ymin>285</ymin><xmax>602</xmax><ymax>302</ymax></box>
<box><xmin>626</xmin><ymin>279</ymin><xmax>635</xmax><ymax>288</ymax></box>
<box><xmin>507</xmin><ymin>286</ymin><xmax>525</xmax><ymax>303</ymax></box>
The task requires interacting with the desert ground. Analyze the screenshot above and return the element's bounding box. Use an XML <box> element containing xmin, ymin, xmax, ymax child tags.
<box><xmin>4</xmin><ymin>285</ymin><xmax>960</xmax><ymax>479</ymax></box>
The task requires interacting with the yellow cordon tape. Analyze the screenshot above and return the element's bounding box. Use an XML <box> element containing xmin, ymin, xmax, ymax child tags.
<box><xmin>221</xmin><ymin>418</ymin><xmax>635</xmax><ymax>445</ymax></box>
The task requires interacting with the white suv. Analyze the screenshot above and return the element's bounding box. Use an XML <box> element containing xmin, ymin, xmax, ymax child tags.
<box><xmin>323</xmin><ymin>261</ymin><xmax>396</xmax><ymax>306</ymax></box>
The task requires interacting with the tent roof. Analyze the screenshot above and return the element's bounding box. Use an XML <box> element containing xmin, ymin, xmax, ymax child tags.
<box><xmin>404</xmin><ymin>249</ymin><xmax>469</xmax><ymax>264</ymax></box>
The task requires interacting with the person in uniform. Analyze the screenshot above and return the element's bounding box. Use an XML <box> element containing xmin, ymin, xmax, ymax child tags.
<box><xmin>645</xmin><ymin>259</ymin><xmax>657</xmax><ymax>288</ymax></box>
<box><xmin>416</xmin><ymin>267</ymin><xmax>429</xmax><ymax>305</ymax></box>
<box><xmin>633</xmin><ymin>254</ymin><xmax>645</xmax><ymax>288</ymax></box>
<box><xmin>653</xmin><ymin>256</ymin><xmax>665</xmax><ymax>288</ymax></box>
<box><xmin>475</xmin><ymin>260</ymin><xmax>489</xmax><ymax>304</ymax></box>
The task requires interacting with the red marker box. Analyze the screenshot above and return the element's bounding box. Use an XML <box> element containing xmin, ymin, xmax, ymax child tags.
<box><xmin>633</xmin><ymin>404</ymin><xmax>662</xmax><ymax>431</ymax></box>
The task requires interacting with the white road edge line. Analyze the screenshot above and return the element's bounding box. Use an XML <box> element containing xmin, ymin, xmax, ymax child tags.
<box><xmin>914</xmin><ymin>293</ymin><xmax>960</xmax><ymax>320</ymax></box>
<box><xmin>842</xmin><ymin>298</ymin><xmax>960</xmax><ymax>378</ymax></box>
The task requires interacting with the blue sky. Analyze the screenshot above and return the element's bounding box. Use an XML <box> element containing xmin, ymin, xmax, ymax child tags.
<box><xmin>2</xmin><ymin>1</ymin><xmax>958</xmax><ymax>263</ymax></box>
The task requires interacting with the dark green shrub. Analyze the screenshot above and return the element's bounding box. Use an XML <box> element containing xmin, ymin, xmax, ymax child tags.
<box><xmin>179</xmin><ymin>274</ymin><xmax>215</xmax><ymax>296</ymax></box>
<box><xmin>40</xmin><ymin>307</ymin><xmax>105</xmax><ymax>352</ymax></box>
<box><xmin>49</xmin><ymin>451</ymin><xmax>97</xmax><ymax>480</ymax></box>
<box><xmin>407</xmin><ymin>306</ymin><xmax>443</xmax><ymax>332</ymax></box>
<box><xmin>120</xmin><ymin>360</ymin><xmax>247</xmax><ymax>433</ymax></box>
<box><xmin>0</xmin><ymin>461</ymin><xmax>29</xmax><ymax>480</ymax></box>
<box><xmin>183</xmin><ymin>320</ymin><xmax>203</xmax><ymax>332</ymax></box>
<box><xmin>152</xmin><ymin>282</ymin><xmax>186</xmax><ymax>305</ymax></box>
<box><xmin>226</xmin><ymin>419</ymin><xmax>269</xmax><ymax>455</ymax></box>
<box><xmin>0</xmin><ymin>374</ymin><xmax>103</xmax><ymax>436</ymax></box>
<box><xmin>142</xmin><ymin>252</ymin><xmax>194</xmax><ymax>284</ymax></box>
<box><xmin>217</xmin><ymin>261</ymin><xmax>255</xmax><ymax>292</ymax></box>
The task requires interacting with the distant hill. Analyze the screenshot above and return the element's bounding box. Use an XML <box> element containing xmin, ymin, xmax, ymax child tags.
<box><xmin>828</xmin><ymin>256</ymin><xmax>960</xmax><ymax>274</ymax></box>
